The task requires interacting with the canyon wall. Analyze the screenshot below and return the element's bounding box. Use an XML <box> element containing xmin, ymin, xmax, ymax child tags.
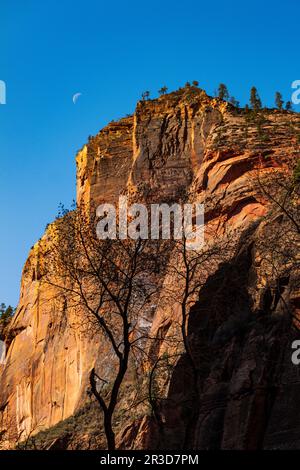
<box><xmin>0</xmin><ymin>87</ymin><xmax>299</xmax><ymax>449</ymax></box>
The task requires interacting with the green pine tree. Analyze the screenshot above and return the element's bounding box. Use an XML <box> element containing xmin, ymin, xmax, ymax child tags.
<box><xmin>275</xmin><ymin>92</ymin><xmax>284</xmax><ymax>110</ymax></box>
<box><xmin>158</xmin><ymin>86</ymin><xmax>168</xmax><ymax>96</ymax></box>
<box><xmin>218</xmin><ymin>83</ymin><xmax>229</xmax><ymax>101</ymax></box>
<box><xmin>250</xmin><ymin>86</ymin><xmax>262</xmax><ymax>111</ymax></box>
<box><xmin>0</xmin><ymin>304</ymin><xmax>14</xmax><ymax>327</ymax></box>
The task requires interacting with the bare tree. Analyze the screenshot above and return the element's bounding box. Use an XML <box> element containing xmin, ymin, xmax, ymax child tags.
<box><xmin>141</xmin><ymin>226</ymin><xmax>238</xmax><ymax>450</ymax></box>
<box><xmin>43</xmin><ymin>206</ymin><xmax>165</xmax><ymax>450</ymax></box>
<box><xmin>141</xmin><ymin>91</ymin><xmax>150</xmax><ymax>101</ymax></box>
<box><xmin>252</xmin><ymin>157</ymin><xmax>300</xmax><ymax>328</ymax></box>
<box><xmin>161</xmin><ymin>230</ymin><xmax>234</xmax><ymax>380</ymax></box>
<box><xmin>255</xmin><ymin>159</ymin><xmax>300</xmax><ymax>235</ymax></box>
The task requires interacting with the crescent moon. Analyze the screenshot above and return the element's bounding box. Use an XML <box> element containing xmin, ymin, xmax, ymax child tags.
<box><xmin>72</xmin><ymin>93</ymin><xmax>82</xmax><ymax>104</ymax></box>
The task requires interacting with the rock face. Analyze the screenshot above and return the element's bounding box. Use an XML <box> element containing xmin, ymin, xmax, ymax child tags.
<box><xmin>77</xmin><ymin>117</ymin><xmax>133</xmax><ymax>208</ymax></box>
<box><xmin>0</xmin><ymin>87</ymin><xmax>299</xmax><ymax>449</ymax></box>
<box><xmin>0</xmin><ymin>236</ymin><xmax>103</xmax><ymax>444</ymax></box>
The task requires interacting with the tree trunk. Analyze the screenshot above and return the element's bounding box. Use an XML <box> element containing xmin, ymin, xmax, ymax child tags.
<box><xmin>104</xmin><ymin>413</ymin><xmax>115</xmax><ymax>450</ymax></box>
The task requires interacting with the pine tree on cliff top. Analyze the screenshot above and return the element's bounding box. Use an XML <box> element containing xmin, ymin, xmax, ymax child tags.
<box><xmin>141</xmin><ymin>90</ymin><xmax>150</xmax><ymax>101</ymax></box>
<box><xmin>275</xmin><ymin>91</ymin><xmax>284</xmax><ymax>110</ymax></box>
<box><xmin>250</xmin><ymin>86</ymin><xmax>262</xmax><ymax>111</ymax></box>
<box><xmin>158</xmin><ymin>86</ymin><xmax>168</xmax><ymax>96</ymax></box>
<box><xmin>218</xmin><ymin>83</ymin><xmax>229</xmax><ymax>101</ymax></box>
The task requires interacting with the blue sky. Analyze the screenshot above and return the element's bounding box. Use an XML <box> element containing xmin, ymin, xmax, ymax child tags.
<box><xmin>0</xmin><ymin>0</ymin><xmax>299</xmax><ymax>306</ymax></box>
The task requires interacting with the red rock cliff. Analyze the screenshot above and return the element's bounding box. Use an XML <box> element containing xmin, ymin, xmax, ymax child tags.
<box><xmin>0</xmin><ymin>87</ymin><xmax>299</xmax><ymax>449</ymax></box>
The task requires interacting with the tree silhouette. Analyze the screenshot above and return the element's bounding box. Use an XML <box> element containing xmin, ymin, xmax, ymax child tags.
<box><xmin>218</xmin><ymin>83</ymin><xmax>229</xmax><ymax>101</ymax></box>
<box><xmin>250</xmin><ymin>86</ymin><xmax>262</xmax><ymax>111</ymax></box>
<box><xmin>158</xmin><ymin>86</ymin><xmax>168</xmax><ymax>96</ymax></box>
<box><xmin>45</xmin><ymin>207</ymin><xmax>165</xmax><ymax>450</ymax></box>
<box><xmin>141</xmin><ymin>91</ymin><xmax>150</xmax><ymax>101</ymax></box>
<box><xmin>275</xmin><ymin>91</ymin><xmax>284</xmax><ymax>110</ymax></box>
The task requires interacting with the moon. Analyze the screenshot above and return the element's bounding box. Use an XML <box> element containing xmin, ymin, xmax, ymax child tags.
<box><xmin>72</xmin><ymin>92</ymin><xmax>82</xmax><ymax>104</ymax></box>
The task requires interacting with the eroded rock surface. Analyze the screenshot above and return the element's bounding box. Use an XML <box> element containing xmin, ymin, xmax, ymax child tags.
<box><xmin>0</xmin><ymin>87</ymin><xmax>299</xmax><ymax>449</ymax></box>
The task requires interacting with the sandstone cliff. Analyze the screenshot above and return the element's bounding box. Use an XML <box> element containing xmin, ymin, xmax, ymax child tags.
<box><xmin>0</xmin><ymin>86</ymin><xmax>299</xmax><ymax>449</ymax></box>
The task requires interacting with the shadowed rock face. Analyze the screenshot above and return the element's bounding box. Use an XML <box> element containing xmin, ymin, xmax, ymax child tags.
<box><xmin>138</xmin><ymin>236</ymin><xmax>300</xmax><ymax>451</ymax></box>
<box><xmin>0</xmin><ymin>87</ymin><xmax>299</xmax><ymax>449</ymax></box>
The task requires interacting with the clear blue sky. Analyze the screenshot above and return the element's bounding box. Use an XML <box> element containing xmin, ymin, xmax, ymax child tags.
<box><xmin>0</xmin><ymin>0</ymin><xmax>299</xmax><ymax>306</ymax></box>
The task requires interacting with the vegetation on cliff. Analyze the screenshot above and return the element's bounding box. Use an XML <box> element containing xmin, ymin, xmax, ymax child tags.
<box><xmin>0</xmin><ymin>304</ymin><xmax>14</xmax><ymax>330</ymax></box>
